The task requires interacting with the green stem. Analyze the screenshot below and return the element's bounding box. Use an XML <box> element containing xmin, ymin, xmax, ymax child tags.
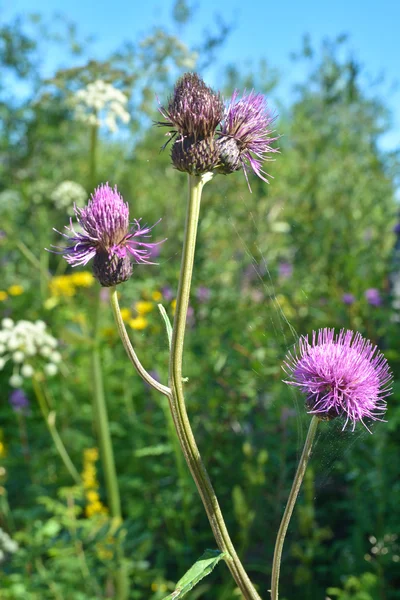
<box><xmin>15</xmin><ymin>239</ymin><xmax>48</xmax><ymax>275</ymax></box>
<box><xmin>270</xmin><ymin>416</ymin><xmax>319</xmax><ymax>600</ymax></box>
<box><xmin>110</xmin><ymin>291</ymin><xmax>193</xmax><ymax>543</ymax></box>
<box><xmin>91</xmin><ymin>290</ymin><xmax>129</xmax><ymax>600</ymax></box>
<box><xmin>168</xmin><ymin>174</ymin><xmax>261</xmax><ymax>600</ymax></box>
<box><xmin>91</xmin><ymin>291</ymin><xmax>121</xmax><ymax>519</ymax></box>
<box><xmin>32</xmin><ymin>376</ymin><xmax>81</xmax><ymax>484</ymax></box>
<box><xmin>110</xmin><ymin>289</ymin><xmax>170</xmax><ymax>396</ymax></box>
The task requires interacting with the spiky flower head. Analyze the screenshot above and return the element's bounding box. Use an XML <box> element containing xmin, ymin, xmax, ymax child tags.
<box><xmin>51</xmin><ymin>184</ymin><xmax>161</xmax><ymax>287</ymax></box>
<box><xmin>217</xmin><ymin>90</ymin><xmax>279</xmax><ymax>188</ymax></box>
<box><xmin>158</xmin><ymin>73</ymin><xmax>224</xmax><ymax>139</ymax></box>
<box><xmin>158</xmin><ymin>73</ymin><xmax>224</xmax><ymax>174</ymax></box>
<box><xmin>283</xmin><ymin>328</ymin><xmax>392</xmax><ymax>432</ymax></box>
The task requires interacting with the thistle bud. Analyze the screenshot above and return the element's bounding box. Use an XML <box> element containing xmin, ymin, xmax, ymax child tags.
<box><xmin>92</xmin><ymin>252</ymin><xmax>133</xmax><ymax>287</ymax></box>
<box><xmin>215</xmin><ymin>136</ymin><xmax>242</xmax><ymax>174</ymax></box>
<box><xmin>158</xmin><ymin>73</ymin><xmax>224</xmax><ymax>140</ymax></box>
<box><xmin>171</xmin><ymin>136</ymin><xmax>219</xmax><ymax>175</ymax></box>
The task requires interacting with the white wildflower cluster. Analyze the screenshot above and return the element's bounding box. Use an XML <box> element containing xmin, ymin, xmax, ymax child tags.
<box><xmin>51</xmin><ymin>180</ymin><xmax>87</xmax><ymax>215</ymax></box>
<box><xmin>30</xmin><ymin>180</ymin><xmax>53</xmax><ymax>205</ymax></box>
<box><xmin>0</xmin><ymin>318</ymin><xmax>61</xmax><ymax>388</ymax></box>
<box><xmin>0</xmin><ymin>528</ymin><xmax>18</xmax><ymax>564</ymax></box>
<box><xmin>71</xmin><ymin>80</ymin><xmax>130</xmax><ymax>133</ymax></box>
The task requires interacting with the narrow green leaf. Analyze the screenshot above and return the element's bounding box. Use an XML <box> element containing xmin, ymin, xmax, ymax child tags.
<box><xmin>163</xmin><ymin>550</ymin><xmax>227</xmax><ymax>599</ymax></box>
<box><xmin>158</xmin><ymin>303</ymin><xmax>173</xmax><ymax>349</ymax></box>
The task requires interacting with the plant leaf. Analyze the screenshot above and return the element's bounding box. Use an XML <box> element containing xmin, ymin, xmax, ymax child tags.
<box><xmin>163</xmin><ymin>550</ymin><xmax>227</xmax><ymax>599</ymax></box>
<box><xmin>158</xmin><ymin>303</ymin><xmax>173</xmax><ymax>349</ymax></box>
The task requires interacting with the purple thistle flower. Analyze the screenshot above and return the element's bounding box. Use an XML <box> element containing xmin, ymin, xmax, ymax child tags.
<box><xmin>342</xmin><ymin>293</ymin><xmax>355</xmax><ymax>305</ymax></box>
<box><xmin>365</xmin><ymin>288</ymin><xmax>382</xmax><ymax>307</ymax></box>
<box><xmin>157</xmin><ymin>73</ymin><xmax>224</xmax><ymax>175</ymax></box>
<box><xmin>50</xmin><ymin>184</ymin><xmax>162</xmax><ymax>287</ymax></box>
<box><xmin>9</xmin><ymin>389</ymin><xmax>30</xmax><ymax>414</ymax></box>
<box><xmin>217</xmin><ymin>90</ymin><xmax>279</xmax><ymax>189</ymax></box>
<box><xmin>283</xmin><ymin>328</ymin><xmax>392</xmax><ymax>432</ymax></box>
<box><xmin>157</xmin><ymin>73</ymin><xmax>223</xmax><ymax>140</ymax></box>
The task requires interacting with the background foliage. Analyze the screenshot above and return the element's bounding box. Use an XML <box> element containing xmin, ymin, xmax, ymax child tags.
<box><xmin>1</xmin><ymin>3</ymin><xmax>400</xmax><ymax>598</ymax></box>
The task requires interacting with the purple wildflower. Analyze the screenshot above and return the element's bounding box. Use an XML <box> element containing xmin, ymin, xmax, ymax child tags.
<box><xmin>283</xmin><ymin>328</ymin><xmax>392</xmax><ymax>432</ymax></box>
<box><xmin>51</xmin><ymin>184</ymin><xmax>162</xmax><ymax>287</ymax></box>
<box><xmin>196</xmin><ymin>286</ymin><xmax>211</xmax><ymax>302</ymax></box>
<box><xmin>393</xmin><ymin>223</ymin><xmax>400</xmax><ymax>235</ymax></box>
<box><xmin>278</xmin><ymin>261</ymin><xmax>293</xmax><ymax>280</ymax></box>
<box><xmin>342</xmin><ymin>293</ymin><xmax>355</xmax><ymax>305</ymax></box>
<box><xmin>186</xmin><ymin>304</ymin><xmax>195</xmax><ymax>327</ymax></box>
<box><xmin>217</xmin><ymin>90</ymin><xmax>279</xmax><ymax>188</ymax></box>
<box><xmin>157</xmin><ymin>73</ymin><xmax>223</xmax><ymax>140</ymax></box>
<box><xmin>161</xmin><ymin>286</ymin><xmax>174</xmax><ymax>301</ymax></box>
<box><xmin>158</xmin><ymin>73</ymin><xmax>223</xmax><ymax>175</ymax></box>
<box><xmin>9</xmin><ymin>389</ymin><xmax>30</xmax><ymax>414</ymax></box>
<box><xmin>365</xmin><ymin>288</ymin><xmax>382</xmax><ymax>307</ymax></box>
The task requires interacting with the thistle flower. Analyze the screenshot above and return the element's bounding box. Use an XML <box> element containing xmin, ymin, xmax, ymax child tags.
<box><xmin>217</xmin><ymin>90</ymin><xmax>279</xmax><ymax>188</ymax></box>
<box><xmin>157</xmin><ymin>73</ymin><xmax>223</xmax><ymax>174</ymax></box>
<box><xmin>158</xmin><ymin>73</ymin><xmax>223</xmax><ymax>140</ymax></box>
<box><xmin>51</xmin><ymin>184</ymin><xmax>162</xmax><ymax>287</ymax></box>
<box><xmin>283</xmin><ymin>328</ymin><xmax>392</xmax><ymax>431</ymax></box>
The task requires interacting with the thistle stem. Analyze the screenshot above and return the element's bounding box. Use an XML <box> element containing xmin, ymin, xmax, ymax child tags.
<box><xmin>91</xmin><ymin>291</ymin><xmax>121</xmax><ymax>518</ymax></box>
<box><xmin>270</xmin><ymin>415</ymin><xmax>319</xmax><ymax>600</ymax></box>
<box><xmin>110</xmin><ymin>289</ymin><xmax>170</xmax><ymax>396</ymax></box>
<box><xmin>167</xmin><ymin>173</ymin><xmax>261</xmax><ymax>600</ymax></box>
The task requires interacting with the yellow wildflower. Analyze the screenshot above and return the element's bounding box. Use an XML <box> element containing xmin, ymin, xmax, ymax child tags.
<box><xmin>129</xmin><ymin>316</ymin><xmax>148</xmax><ymax>330</ymax></box>
<box><xmin>0</xmin><ymin>442</ymin><xmax>5</xmax><ymax>458</ymax></box>
<box><xmin>151</xmin><ymin>291</ymin><xmax>162</xmax><ymax>302</ymax></box>
<box><xmin>8</xmin><ymin>285</ymin><xmax>24</xmax><ymax>296</ymax></box>
<box><xmin>171</xmin><ymin>298</ymin><xmax>177</xmax><ymax>314</ymax></box>
<box><xmin>70</xmin><ymin>271</ymin><xmax>94</xmax><ymax>287</ymax></box>
<box><xmin>86</xmin><ymin>501</ymin><xmax>108</xmax><ymax>518</ymax></box>
<box><xmin>0</xmin><ymin>291</ymin><xmax>8</xmax><ymax>302</ymax></box>
<box><xmin>120</xmin><ymin>308</ymin><xmax>131</xmax><ymax>322</ymax></box>
<box><xmin>49</xmin><ymin>275</ymin><xmax>75</xmax><ymax>297</ymax></box>
<box><xmin>85</xmin><ymin>490</ymin><xmax>100</xmax><ymax>503</ymax></box>
<box><xmin>135</xmin><ymin>300</ymin><xmax>154</xmax><ymax>315</ymax></box>
<box><xmin>84</xmin><ymin>448</ymin><xmax>99</xmax><ymax>462</ymax></box>
<box><xmin>82</xmin><ymin>447</ymin><xmax>108</xmax><ymax>518</ymax></box>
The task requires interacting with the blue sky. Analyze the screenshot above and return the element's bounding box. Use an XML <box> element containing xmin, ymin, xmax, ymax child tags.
<box><xmin>4</xmin><ymin>0</ymin><xmax>400</xmax><ymax>150</ymax></box>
